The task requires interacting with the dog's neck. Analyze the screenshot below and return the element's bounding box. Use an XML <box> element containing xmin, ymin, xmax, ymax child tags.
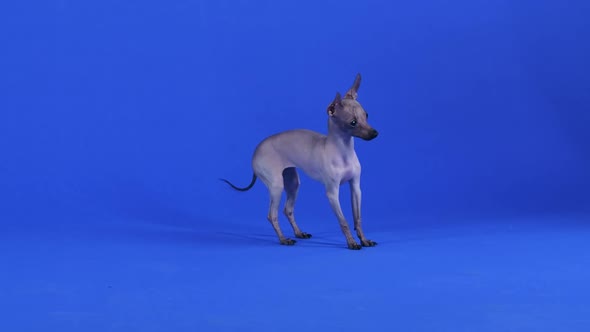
<box><xmin>326</xmin><ymin>118</ymin><xmax>354</xmax><ymax>153</ymax></box>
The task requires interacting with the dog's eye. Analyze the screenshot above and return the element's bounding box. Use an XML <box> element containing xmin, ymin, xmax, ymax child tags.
<box><xmin>365</xmin><ymin>112</ymin><xmax>369</xmax><ymax>119</ymax></box>
<box><xmin>350</xmin><ymin>120</ymin><xmax>357</xmax><ymax>127</ymax></box>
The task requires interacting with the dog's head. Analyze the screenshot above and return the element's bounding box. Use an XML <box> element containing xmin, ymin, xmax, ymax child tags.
<box><xmin>327</xmin><ymin>73</ymin><xmax>378</xmax><ymax>141</ymax></box>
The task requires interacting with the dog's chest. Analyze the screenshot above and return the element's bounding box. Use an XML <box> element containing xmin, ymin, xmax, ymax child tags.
<box><xmin>330</xmin><ymin>155</ymin><xmax>360</xmax><ymax>183</ymax></box>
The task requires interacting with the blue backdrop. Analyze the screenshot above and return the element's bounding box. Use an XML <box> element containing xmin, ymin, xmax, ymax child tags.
<box><xmin>1</xmin><ymin>0</ymin><xmax>589</xmax><ymax>331</ymax></box>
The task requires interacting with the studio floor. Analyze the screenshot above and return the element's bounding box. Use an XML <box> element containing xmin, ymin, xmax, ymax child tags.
<box><xmin>2</xmin><ymin>214</ymin><xmax>589</xmax><ymax>332</ymax></box>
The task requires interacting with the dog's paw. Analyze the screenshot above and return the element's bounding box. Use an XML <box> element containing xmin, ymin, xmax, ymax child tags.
<box><xmin>347</xmin><ymin>242</ymin><xmax>362</xmax><ymax>250</ymax></box>
<box><xmin>280</xmin><ymin>238</ymin><xmax>297</xmax><ymax>246</ymax></box>
<box><xmin>296</xmin><ymin>232</ymin><xmax>312</xmax><ymax>239</ymax></box>
<box><xmin>361</xmin><ymin>239</ymin><xmax>378</xmax><ymax>247</ymax></box>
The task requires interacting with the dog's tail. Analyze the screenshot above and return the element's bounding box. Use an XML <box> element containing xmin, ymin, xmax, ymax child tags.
<box><xmin>219</xmin><ymin>173</ymin><xmax>258</xmax><ymax>192</ymax></box>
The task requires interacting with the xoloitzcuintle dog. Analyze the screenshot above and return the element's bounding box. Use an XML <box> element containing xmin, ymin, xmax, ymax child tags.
<box><xmin>220</xmin><ymin>74</ymin><xmax>378</xmax><ymax>250</ymax></box>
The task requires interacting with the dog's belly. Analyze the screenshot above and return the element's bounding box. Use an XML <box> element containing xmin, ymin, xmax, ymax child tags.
<box><xmin>270</xmin><ymin>130</ymin><xmax>326</xmax><ymax>179</ymax></box>
<box><xmin>293</xmin><ymin>158</ymin><xmax>358</xmax><ymax>185</ymax></box>
<box><xmin>294</xmin><ymin>163</ymin><xmax>324</xmax><ymax>182</ymax></box>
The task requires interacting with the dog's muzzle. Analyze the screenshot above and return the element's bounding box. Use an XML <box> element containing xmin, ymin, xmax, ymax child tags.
<box><xmin>364</xmin><ymin>129</ymin><xmax>379</xmax><ymax>141</ymax></box>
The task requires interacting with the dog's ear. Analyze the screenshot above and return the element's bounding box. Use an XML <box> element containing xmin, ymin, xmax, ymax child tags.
<box><xmin>327</xmin><ymin>92</ymin><xmax>342</xmax><ymax>116</ymax></box>
<box><xmin>344</xmin><ymin>73</ymin><xmax>361</xmax><ymax>100</ymax></box>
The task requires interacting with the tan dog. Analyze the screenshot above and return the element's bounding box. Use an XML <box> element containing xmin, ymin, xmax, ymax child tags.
<box><xmin>221</xmin><ymin>74</ymin><xmax>378</xmax><ymax>250</ymax></box>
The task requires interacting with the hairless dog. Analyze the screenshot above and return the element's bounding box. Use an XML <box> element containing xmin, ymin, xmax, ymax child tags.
<box><xmin>221</xmin><ymin>74</ymin><xmax>378</xmax><ymax>250</ymax></box>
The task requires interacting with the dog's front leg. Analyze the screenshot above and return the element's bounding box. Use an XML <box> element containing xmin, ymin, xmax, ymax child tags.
<box><xmin>325</xmin><ymin>181</ymin><xmax>362</xmax><ymax>250</ymax></box>
<box><xmin>350</xmin><ymin>177</ymin><xmax>377</xmax><ymax>247</ymax></box>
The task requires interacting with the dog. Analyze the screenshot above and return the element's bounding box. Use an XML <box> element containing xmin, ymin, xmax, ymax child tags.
<box><xmin>220</xmin><ymin>74</ymin><xmax>378</xmax><ymax>250</ymax></box>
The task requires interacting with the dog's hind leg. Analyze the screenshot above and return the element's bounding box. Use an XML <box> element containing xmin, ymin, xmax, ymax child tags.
<box><xmin>282</xmin><ymin>167</ymin><xmax>312</xmax><ymax>239</ymax></box>
<box><xmin>264</xmin><ymin>177</ymin><xmax>296</xmax><ymax>246</ymax></box>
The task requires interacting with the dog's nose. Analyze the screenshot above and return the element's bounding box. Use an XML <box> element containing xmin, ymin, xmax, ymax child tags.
<box><xmin>371</xmin><ymin>129</ymin><xmax>379</xmax><ymax>138</ymax></box>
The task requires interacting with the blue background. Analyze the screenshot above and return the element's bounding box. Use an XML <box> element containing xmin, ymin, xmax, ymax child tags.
<box><xmin>1</xmin><ymin>0</ymin><xmax>589</xmax><ymax>331</ymax></box>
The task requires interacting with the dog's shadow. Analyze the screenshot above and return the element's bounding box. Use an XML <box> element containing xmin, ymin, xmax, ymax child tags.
<box><xmin>214</xmin><ymin>231</ymin><xmax>348</xmax><ymax>249</ymax></box>
<box><xmin>101</xmin><ymin>223</ymin><xmax>348</xmax><ymax>249</ymax></box>
<box><xmin>95</xmin><ymin>178</ymin><xmax>377</xmax><ymax>250</ymax></box>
